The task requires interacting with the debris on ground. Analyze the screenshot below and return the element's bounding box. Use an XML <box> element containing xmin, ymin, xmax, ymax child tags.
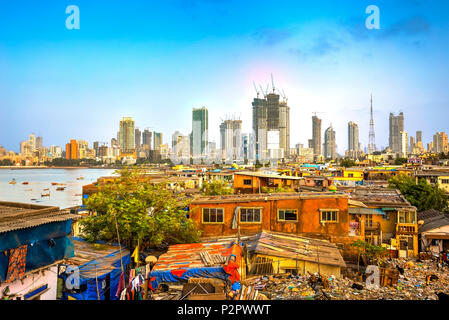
<box><xmin>243</xmin><ymin>258</ymin><xmax>449</xmax><ymax>300</ymax></box>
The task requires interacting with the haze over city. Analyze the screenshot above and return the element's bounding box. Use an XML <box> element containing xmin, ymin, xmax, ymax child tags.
<box><xmin>1</xmin><ymin>0</ymin><xmax>449</xmax><ymax>153</ymax></box>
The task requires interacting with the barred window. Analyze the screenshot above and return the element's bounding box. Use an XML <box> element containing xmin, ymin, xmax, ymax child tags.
<box><xmin>202</xmin><ymin>208</ymin><xmax>224</xmax><ymax>223</ymax></box>
<box><xmin>278</xmin><ymin>209</ymin><xmax>298</xmax><ymax>222</ymax></box>
<box><xmin>320</xmin><ymin>210</ymin><xmax>338</xmax><ymax>223</ymax></box>
<box><xmin>243</xmin><ymin>179</ymin><xmax>252</xmax><ymax>185</ymax></box>
<box><xmin>240</xmin><ymin>208</ymin><xmax>261</xmax><ymax>223</ymax></box>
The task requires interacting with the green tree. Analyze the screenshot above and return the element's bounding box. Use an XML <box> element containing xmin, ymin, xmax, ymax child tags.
<box><xmin>394</xmin><ymin>157</ymin><xmax>407</xmax><ymax>165</ymax></box>
<box><xmin>80</xmin><ymin>167</ymin><xmax>200</xmax><ymax>249</ymax></box>
<box><xmin>200</xmin><ymin>180</ymin><xmax>233</xmax><ymax>196</ymax></box>
<box><xmin>340</xmin><ymin>158</ymin><xmax>356</xmax><ymax>168</ymax></box>
<box><xmin>388</xmin><ymin>175</ymin><xmax>449</xmax><ymax>212</ymax></box>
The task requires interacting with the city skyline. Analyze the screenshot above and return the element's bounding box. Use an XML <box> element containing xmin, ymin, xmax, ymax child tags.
<box><xmin>1</xmin><ymin>1</ymin><xmax>449</xmax><ymax>153</ymax></box>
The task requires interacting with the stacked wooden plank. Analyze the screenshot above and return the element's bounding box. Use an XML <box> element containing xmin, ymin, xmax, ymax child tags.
<box><xmin>199</xmin><ymin>251</ymin><xmax>227</xmax><ymax>266</ymax></box>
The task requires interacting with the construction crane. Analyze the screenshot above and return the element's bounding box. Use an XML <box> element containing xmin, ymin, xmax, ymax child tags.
<box><xmin>259</xmin><ymin>84</ymin><xmax>268</xmax><ymax>98</ymax></box>
<box><xmin>271</xmin><ymin>73</ymin><xmax>275</xmax><ymax>93</ymax></box>
<box><xmin>277</xmin><ymin>88</ymin><xmax>288</xmax><ymax>103</ymax></box>
<box><xmin>253</xmin><ymin>81</ymin><xmax>260</xmax><ymax>98</ymax></box>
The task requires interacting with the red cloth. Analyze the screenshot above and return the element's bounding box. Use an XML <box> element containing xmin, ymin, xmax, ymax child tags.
<box><xmin>170</xmin><ymin>269</ymin><xmax>187</xmax><ymax>278</ymax></box>
<box><xmin>115</xmin><ymin>271</ymin><xmax>125</xmax><ymax>297</ymax></box>
<box><xmin>223</xmin><ymin>260</ymin><xmax>240</xmax><ymax>283</ymax></box>
<box><xmin>6</xmin><ymin>245</ymin><xmax>27</xmax><ymax>283</ymax></box>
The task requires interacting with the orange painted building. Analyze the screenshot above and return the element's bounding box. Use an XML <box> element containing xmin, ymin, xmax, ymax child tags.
<box><xmin>65</xmin><ymin>139</ymin><xmax>79</xmax><ymax>160</ymax></box>
<box><xmin>233</xmin><ymin>172</ymin><xmax>303</xmax><ymax>193</ymax></box>
<box><xmin>189</xmin><ymin>192</ymin><xmax>356</xmax><ymax>246</ymax></box>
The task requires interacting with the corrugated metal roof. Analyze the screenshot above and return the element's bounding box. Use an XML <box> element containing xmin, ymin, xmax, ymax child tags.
<box><xmin>0</xmin><ymin>201</ymin><xmax>78</xmax><ymax>233</ymax></box>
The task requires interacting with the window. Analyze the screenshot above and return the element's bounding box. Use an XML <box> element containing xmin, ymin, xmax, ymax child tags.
<box><xmin>320</xmin><ymin>210</ymin><xmax>338</xmax><ymax>223</ymax></box>
<box><xmin>398</xmin><ymin>211</ymin><xmax>416</xmax><ymax>224</ymax></box>
<box><xmin>243</xmin><ymin>179</ymin><xmax>252</xmax><ymax>185</ymax></box>
<box><xmin>348</xmin><ymin>173</ymin><xmax>354</xmax><ymax>178</ymax></box>
<box><xmin>278</xmin><ymin>209</ymin><xmax>298</xmax><ymax>222</ymax></box>
<box><xmin>202</xmin><ymin>208</ymin><xmax>224</xmax><ymax>223</ymax></box>
<box><xmin>240</xmin><ymin>208</ymin><xmax>261</xmax><ymax>223</ymax></box>
<box><xmin>441</xmin><ymin>179</ymin><xmax>449</xmax><ymax>184</ymax></box>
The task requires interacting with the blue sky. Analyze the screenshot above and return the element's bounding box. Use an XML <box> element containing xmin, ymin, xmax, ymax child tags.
<box><xmin>1</xmin><ymin>0</ymin><xmax>448</xmax><ymax>154</ymax></box>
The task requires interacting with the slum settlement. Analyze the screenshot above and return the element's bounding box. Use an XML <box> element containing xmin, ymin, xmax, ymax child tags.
<box><xmin>2</xmin><ymin>162</ymin><xmax>449</xmax><ymax>300</ymax></box>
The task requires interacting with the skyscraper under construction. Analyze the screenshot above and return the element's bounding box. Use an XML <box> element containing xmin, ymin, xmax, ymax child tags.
<box><xmin>119</xmin><ymin>117</ymin><xmax>136</xmax><ymax>156</ymax></box>
<box><xmin>252</xmin><ymin>79</ymin><xmax>290</xmax><ymax>161</ymax></box>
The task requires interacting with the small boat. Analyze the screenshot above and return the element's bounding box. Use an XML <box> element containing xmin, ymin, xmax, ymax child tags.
<box><xmin>41</xmin><ymin>192</ymin><xmax>50</xmax><ymax>197</ymax></box>
<box><xmin>43</xmin><ymin>188</ymin><xmax>50</xmax><ymax>191</ymax></box>
<box><xmin>22</xmin><ymin>182</ymin><xmax>29</xmax><ymax>185</ymax></box>
<box><xmin>51</xmin><ymin>182</ymin><xmax>58</xmax><ymax>185</ymax></box>
<box><xmin>56</xmin><ymin>187</ymin><xmax>65</xmax><ymax>191</ymax></box>
<box><xmin>76</xmin><ymin>177</ymin><xmax>85</xmax><ymax>180</ymax></box>
<box><xmin>25</xmin><ymin>189</ymin><xmax>32</xmax><ymax>191</ymax></box>
<box><xmin>9</xmin><ymin>179</ymin><xmax>16</xmax><ymax>184</ymax></box>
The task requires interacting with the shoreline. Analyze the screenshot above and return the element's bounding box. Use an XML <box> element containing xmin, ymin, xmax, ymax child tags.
<box><xmin>0</xmin><ymin>166</ymin><xmax>121</xmax><ymax>170</ymax></box>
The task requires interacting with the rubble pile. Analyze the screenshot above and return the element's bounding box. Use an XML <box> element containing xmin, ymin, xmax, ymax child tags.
<box><xmin>244</xmin><ymin>259</ymin><xmax>449</xmax><ymax>300</ymax></box>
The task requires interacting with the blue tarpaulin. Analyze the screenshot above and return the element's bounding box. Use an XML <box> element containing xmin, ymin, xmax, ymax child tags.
<box><xmin>0</xmin><ymin>220</ymin><xmax>74</xmax><ymax>282</ymax></box>
<box><xmin>149</xmin><ymin>267</ymin><xmax>228</xmax><ymax>291</ymax></box>
<box><xmin>60</xmin><ymin>239</ymin><xmax>131</xmax><ymax>300</ymax></box>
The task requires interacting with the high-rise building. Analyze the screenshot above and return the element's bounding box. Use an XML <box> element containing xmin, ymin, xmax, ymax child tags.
<box><xmin>400</xmin><ymin>131</ymin><xmax>408</xmax><ymax>157</ymax></box>
<box><xmin>29</xmin><ymin>134</ymin><xmax>36</xmax><ymax>152</ymax></box>
<box><xmin>416</xmin><ymin>131</ymin><xmax>422</xmax><ymax>144</ymax></box>
<box><xmin>389</xmin><ymin>112</ymin><xmax>404</xmax><ymax>154</ymax></box>
<box><xmin>368</xmin><ymin>94</ymin><xmax>376</xmax><ymax>154</ymax></box>
<box><xmin>191</xmin><ymin>107</ymin><xmax>208</xmax><ymax>158</ymax></box>
<box><xmin>119</xmin><ymin>117</ymin><xmax>136</xmax><ymax>155</ymax></box>
<box><xmin>347</xmin><ymin>121</ymin><xmax>361</xmax><ymax>158</ymax></box>
<box><xmin>433</xmin><ymin>132</ymin><xmax>448</xmax><ymax>153</ymax></box>
<box><xmin>324</xmin><ymin>125</ymin><xmax>336</xmax><ymax>160</ymax></box>
<box><xmin>242</xmin><ymin>133</ymin><xmax>255</xmax><ymax>162</ymax></box>
<box><xmin>252</xmin><ymin>86</ymin><xmax>290</xmax><ymax>161</ymax></box>
<box><xmin>135</xmin><ymin>128</ymin><xmax>141</xmax><ymax>151</ymax></box>
<box><xmin>409</xmin><ymin>136</ymin><xmax>415</xmax><ymax>153</ymax></box>
<box><xmin>142</xmin><ymin>129</ymin><xmax>152</xmax><ymax>149</ymax></box>
<box><xmin>65</xmin><ymin>140</ymin><xmax>90</xmax><ymax>159</ymax></box>
<box><xmin>172</xmin><ymin>131</ymin><xmax>190</xmax><ymax>159</ymax></box>
<box><xmin>220</xmin><ymin>119</ymin><xmax>242</xmax><ymax>162</ymax></box>
<box><xmin>311</xmin><ymin>116</ymin><xmax>322</xmax><ymax>157</ymax></box>
<box><xmin>36</xmin><ymin>136</ymin><xmax>43</xmax><ymax>149</ymax></box>
<box><xmin>153</xmin><ymin>132</ymin><xmax>163</xmax><ymax>151</ymax></box>
<box><xmin>49</xmin><ymin>146</ymin><xmax>62</xmax><ymax>158</ymax></box>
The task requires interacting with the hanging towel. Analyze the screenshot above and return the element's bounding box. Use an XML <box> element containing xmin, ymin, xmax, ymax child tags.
<box><xmin>6</xmin><ymin>245</ymin><xmax>27</xmax><ymax>283</ymax></box>
<box><xmin>231</xmin><ymin>207</ymin><xmax>240</xmax><ymax>230</ymax></box>
<box><xmin>115</xmin><ymin>271</ymin><xmax>125</xmax><ymax>298</ymax></box>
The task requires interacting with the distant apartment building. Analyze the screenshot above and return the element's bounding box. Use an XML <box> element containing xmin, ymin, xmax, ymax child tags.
<box><xmin>49</xmin><ymin>145</ymin><xmax>62</xmax><ymax>158</ymax></box>
<box><xmin>296</xmin><ymin>144</ymin><xmax>314</xmax><ymax>163</ymax></box>
<box><xmin>242</xmin><ymin>133</ymin><xmax>255</xmax><ymax>162</ymax></box>
<box><xmin>347</xmin><ymin>121</ymin><xmax>361</xmax><ymax>159</ymax></box>
<box><xmin>172</xmin><ymin>131</ymin><xmax>190</xmax><ymax>159</ymax></box>
<box><xmin>324</xmin><ymin>125</ymin><xmax>337</xmax><ymax>160</ymax></box>
<box><xmin>65</xmin><ymin>139</ymin><xmax>91</xmax><ymax>160</ymax></box>
<box><xmin>389</xmin><ymin>112</ymin><xmax>404</xmax><ymax>154</ymax></box>
<box><xmin>191</xmin><ymin>107</ymin><xmax>209</xmax><ymax>160</ymax></box>
<box><xmin>433</xmin><ymin>132</ymin><xmax>448</xmax><ymax>153</ymax></box>
<box><xmin>311</xmin><ymin>116</ymin><xmax>322</xmax><ymax>158</ymax></box>
<box><xmin>153</xmin><ymin>132</ymin><xmax>163</xmax><ymax>151</ymax></box>
<box><xmin>400</xmin><ymin>131</ymin><xmax>408</xmax><ymax>157</ymax></box>
<box><xmin>36</xmin><ymin>136</ymin><xmax>43</xmax><ymax>149</ymax></box>
<box><xmin>220</xmin><ymin>119</ymin><xmax>242</xmax><ymax>162</ymax></box>
<box><xmin>135</xmin><ymin>128</ymin><xmax>141</xmax><ymax>151</ymax></box>
<box><xmin>142</xmin><ymin>129</ymin><xmax>152</xmax><ymax>149</ymax></box>
<box><xmin>252</xmin><ymin>92</ymin><xmax>290</xmax><ymax>162</ymax></box>
<box><xmin>119</xmin><ymin>117</ymin><xmax>136</xmax><ymax>156</ymax></box>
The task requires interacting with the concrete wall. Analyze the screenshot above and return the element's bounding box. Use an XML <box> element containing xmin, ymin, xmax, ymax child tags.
<box><xmin>0</xmin><ymin>265</ymin><xmax>58</xmax><ymax>300</ymax></box>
